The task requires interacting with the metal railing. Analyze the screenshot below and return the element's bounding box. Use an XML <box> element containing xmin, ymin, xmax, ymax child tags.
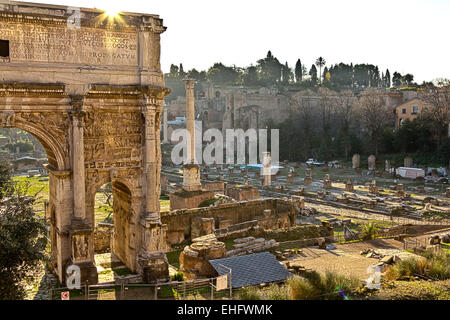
<box><xmin>49</xmin><ymin>270</ymin><xmax>233</xmax><ymax>300</ymax></box>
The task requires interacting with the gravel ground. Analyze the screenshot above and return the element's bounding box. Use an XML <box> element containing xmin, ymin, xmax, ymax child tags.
<box><xmin>287</xmin><ymin>239</ymin><xmax>419</xmax><ymax>280</ymax></box>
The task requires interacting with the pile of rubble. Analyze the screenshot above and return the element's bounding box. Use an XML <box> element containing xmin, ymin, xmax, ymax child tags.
<box><xmin>225</xmin><ymin>236</ymin><xmax>279</xmax><ymax>257</ymax></box>
<box><xmin>274</xmin><ymin>248</ymin><xmax>303</xmax><ymax>261</ymax></box>
<box><xmin>284</xmin><ymin>260</ymin><xmax>308</xmax><ymax>274</ymax></box>
<box><xmin>360</xmin><ymin>248</ymin><xmax>402</xmax><ymax>272</ymax></box>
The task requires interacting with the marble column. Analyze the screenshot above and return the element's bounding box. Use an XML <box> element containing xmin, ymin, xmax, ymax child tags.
<box><xmin>70</xmin><ymin>100</ymin><xmax>86</xmax><ymax>220</ymax></box>
<box><xmin>182</xmin><ymin>78</ymin><xmax>202</xmax><ymax>192</ymax></box>
<box><xmin>142</xmin><ymin>105</ymin><xmax>159</xmax><ymax>221</ymax></box>
<box><xmin>185</xmin><ymin>78</ymin><xmax>196</xmax><ymax>164</ymax></box>
<box><xmin>263</xmin><ymin>152</ymin><xmax>272</xmax><ymax>186</ymax></box>
<box><xmin>163</xmin><ymin>108</ymin><xmax>168</xmax><ymax>143</ymax></box>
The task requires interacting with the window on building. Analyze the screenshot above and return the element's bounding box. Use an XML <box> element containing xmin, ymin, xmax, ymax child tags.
<box><xmin>412</xmin><ymin>104</ymin><xmax>419</xmax><ymax>114</ymax></box>
<box><xmin>399</xmin><ymin>118</ymin><xmax>404</xmax><ymax>126</ymax></box>
<box><xmin>402</xmin><ymin>108</ymin><xmax>406</xmax><ymax>114</ymax></box>
<box><xmin>0</xmin><ymin>40</ymin><xmax>9</xmax><ymax>58</ymax></box>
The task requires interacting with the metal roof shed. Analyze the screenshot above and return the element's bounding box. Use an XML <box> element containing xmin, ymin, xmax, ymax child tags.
<box><xmin>209</xmin><ymin>252</ymin><xmax>291</xmax><ymax>289</ymax></box>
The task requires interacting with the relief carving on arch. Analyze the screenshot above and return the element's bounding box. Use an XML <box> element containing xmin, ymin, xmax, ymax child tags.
<box><xmin>72</xmin><ymin>234</ymin><xmax>90</xmax><ymax>261</ymax></box>
<box><xmin>0</xmin><ymin>111</ymin><xmax>15</xmax><ymax>127</ymax></box>
<box><xmin>83</xmin><ymin>111</ymin><xmax>143</xmax><ymax>169</ymax></box>
<box><xmin>14</xmin><ymin>111</ymin><xmax>71</xmax><ymax>157</ymax></box>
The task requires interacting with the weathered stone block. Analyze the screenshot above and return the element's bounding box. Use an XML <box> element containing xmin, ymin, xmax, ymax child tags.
<box><xmin>191</xmin><ymin>216</ymin><xmax>215</xmax><ymax>240</ymax></box>
<box><xmin>179</xmin><ymin>241</ymin><xmax>226</xmax><ymax>279</ymax></box>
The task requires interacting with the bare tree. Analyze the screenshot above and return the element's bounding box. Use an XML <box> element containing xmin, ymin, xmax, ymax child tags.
<box><xmin>419</xmin><ymin>81</ymin><xmax>450</xmax><ymax>150</ymax></box>
<box><xmin>317</xmin><ymin>87</ymin><xmax>336</xmax><ymax>143</ymax></box>
<box><xmin>291</xmin><ymin>90</ymin><xmax>316</xmax><ymax>159</ymax></box>
<box><xmin>336</xmin><ymin>90</ymin><xmax>357</xmax><ymax>158</ymax></box>
<box><xmin>356</xmin><ymin>88</ymin><xmax>393</xmax><ymax>156</ymax></box>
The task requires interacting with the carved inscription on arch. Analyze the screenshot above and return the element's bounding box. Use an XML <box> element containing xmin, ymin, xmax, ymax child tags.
<box><xmin>0</xmin><ymin>22</ymin><xmax>138</xmax><ymax>66</ymax></box>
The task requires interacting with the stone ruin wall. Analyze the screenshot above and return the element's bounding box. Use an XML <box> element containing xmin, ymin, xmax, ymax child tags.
<box><xmin>161</xmin><ymin>198</ymin><xmax>294</xmax><ymax>246</ymax></box>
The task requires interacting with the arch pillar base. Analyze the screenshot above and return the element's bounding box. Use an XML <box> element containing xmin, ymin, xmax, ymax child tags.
<box><xmin>68</xmin><ymin>219</ymin><xmax>98</xmax><ymax>285</ymax></box>
<box><xmin>139</xmin><ymin>252</ymin><xmax>169</xmax><ymax>283</ymax></box>
<box><xmin>137</xmin><ymin>215</ymin><xmax>169</xmax><ymax>283</ymax></box>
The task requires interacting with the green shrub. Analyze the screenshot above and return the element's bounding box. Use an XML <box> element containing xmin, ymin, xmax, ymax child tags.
<box><xmin>288</xmin><ymin>271</ymin><xmax>360</xmax><ymax>300</ymax></box>
<box><xmin>360</xmin><ymin>222</ymin><xmax>380</xmax><ymax>240</ymax></box>
<box><xmin>171</xmin><ymin>271</ymin><xmax>185</xmax><ymax>282</ymax></box>
<box><xmin>386</xmin><ymin>251</ymin><xmax>450</xmax><ymax>281</ymax></box>
<box><xmin>321</xmin><ymin>272</ymin><xmax>360</xmax><ymax>299</ymax></box>
<box><xmin>287</xmin><ymin>276</ymin><xmax>319</xmax><ymax>300</ymax></box>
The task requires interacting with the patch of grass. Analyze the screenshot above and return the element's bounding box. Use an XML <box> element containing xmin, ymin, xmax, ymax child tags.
<box><xmin>199</xmin><ymin>197</ymin><xmax>219</xmax><ymax>207</ymax></box>
<box><xmin>113</xmin><ymin>268</ymin><xmax>133</xmax><ymax>276</ymax></box>
<box><xmin>385</xmin><ymin>251</ymin><xmax>450</xmax><ymax>281</ymax></box>
<box><xmin>160</xmin><ymin>199</ymin><xmax>170</xmax><ymax>211</ymax></box>
<box><xmin>170</xmin><ymin>271</ymin><xmax>185</xmax><ymax>282</ymax></box>
<box><xmin>166</xmin><ymin>250</ymin><xmax>182</xmax><ymax>269</ymax></box>
<box><xmin>360</xmin><ymin>222</ymin><xmax>380</xmax><ymax>240</ymax></box>
<box><xmin>263</xmin><ymin>284</ymin><xmax>290</xmax><ymax>300</ymax></box>
<box><xmin>237</xmin><ymin>287</ymin><xmax>262</xmax><ymax>300</ymax></box>
<box><xmin>12</xmin><ymin>176</ymin><xmax>48</xmax><ymax>217</ymax></box>
<box><xmin>287</xmin><ymin>271</ymin><xmax>360</xmax><ymax>300</ymax></box>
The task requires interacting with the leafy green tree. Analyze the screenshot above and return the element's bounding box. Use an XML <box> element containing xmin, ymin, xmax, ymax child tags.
<box><xmin>402</xmin><ymin>73</ymin><xmax>414</xmax><ymax>86</ymax></box>
<box><xmin>0</xmin><ymin>161</ymin><xmax>48</xmax><ymax>300</ymax></box>
<box><xmin>309</xmin><ymin>65</ymin><xmax>318</xmax><ymax>84</ymax></box>
<box><xmin>281</xmin><ymin>62</ymin><xmax>293</xmax><ymax>84</ymax></box>
<box><xmin>242</xmin><ymin>65</ymin><xmax>259</xmax><ymax>86</ymax></box>
<box><xmin>5</xmin><ymin>140</ymin><xmax>34</xmax><ymax>153</ymax></box>
<box><xmin>392</xmin><ymin>72</ymin><xmax>402</xmax><ymax>87</ymax></box>
<box><xmin>168</xmin><ymin>64</ymin><xmax>179</xmax><ymax>78</ymax></box>
<box><xmin>295</xmin><ymin>59</ymin><xmax>302</xmax><ymax>82</ymax></box>
<box><xmin>186</xmin><ymin>68</ymin><xmax>206</xmax><ymax>81</ymax></box>
<box><xmin>206</xmin><ymin>63</ymin><xmax>241</xmax><ymax>85</ymax></box>
<box><xmin>256</xmin><ymin>51</ymin><xmax>283</xmax><ymax>85</ymax></box>
<box><xmin>385</xmin><ymin>69</ymin><xmax>391</xmax><ymax>87</ymax></box>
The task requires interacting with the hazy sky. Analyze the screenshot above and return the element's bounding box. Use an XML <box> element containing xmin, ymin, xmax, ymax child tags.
<box><xmin>20</xmin><ymin>0</ymin><xmax>450</xmax><ymax>82</ymax></box>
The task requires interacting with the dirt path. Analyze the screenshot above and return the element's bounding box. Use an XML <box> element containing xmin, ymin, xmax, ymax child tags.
<box><xmin>286</xmin><ymin>239</ymin><xmax>417</xmax><ymax>280</ymax></box>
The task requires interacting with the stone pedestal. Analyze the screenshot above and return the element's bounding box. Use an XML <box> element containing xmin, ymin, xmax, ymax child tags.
<box><xmin>262</xmin><ymin>152</ymin><xmax>272</xmax><ymax>186</ymax></box>
<box><xmin>182</xmin><ymin>164</ymin><xmax>202</xmax><ymax>192</ymax></box>
<box><xmin>352</xmin><ymin>154</ymin><xmax>360</xmax><ymax>169</ymax></box>
<box><xmin>68</xmin><ymin>220</ymin><xmax>98</xmax><ymax>285</ymax></box>
<box><xmin>323</xmin><ymin>174</ymin><xmax>332</xmax><ymax>189</ymax></box>
<box><xmin>179</xmin><ymin>241</ymin><xmax>226</xmax><ymax>279</ymax></box>
<box><xmin>385</xmin><ymin>160</ymin><xmax>391</xmax><ymax>172</ymax></box>
<box><xmin>368</xmin><ymin>155</ymin><xmax>376</xmax><ymax>171</ymax></box>
<box><xmin>345</xmin><ymin>180</ymin><xmax>354</xmax><ymax>192</ymax></box>
<box><xmin>287</xmin><ymin>173</ymin><xmax>294</xmax><ymax>183</ymax></box>
<box><xmin>304</xmin><ymin>168</ymin><xmax>312</xmax><ymax>186</ymax></box>
<box><xmin>139</xmin><ymin>252</ymin><xmax>169</xmax><ymax>283</ymax></box>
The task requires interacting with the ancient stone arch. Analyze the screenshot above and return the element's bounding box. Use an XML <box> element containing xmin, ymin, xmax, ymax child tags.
<box><xmin>0</xmin><ymin>2</ymin><xmax>170</xmax><ymax>284</ymax></box>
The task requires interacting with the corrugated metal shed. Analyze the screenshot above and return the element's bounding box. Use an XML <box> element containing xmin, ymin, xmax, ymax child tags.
<box><xmin>209</xmin><ymin>252</ymin><xmax>291</xmax><ymax>289</ymax></box>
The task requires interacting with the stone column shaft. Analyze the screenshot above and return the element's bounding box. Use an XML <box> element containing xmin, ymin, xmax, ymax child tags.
<box><xmin>163</xmin><ymin>109</ymin><xmax>168</xmax><ymax>143</ymax></box>
<box><xmin>185</xmin><ymin>79</ymin><xmax>196</xmax><ymax>163</ymax></box>
<box><xmin>143</xmin><ymin>109</ymin><xmax>158</xmax><ymax>216</ymax></box>
<box><xmin>72</xmin><ymin>112</ymin><xmax>86</xmax><ymax>220</ymax></box>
